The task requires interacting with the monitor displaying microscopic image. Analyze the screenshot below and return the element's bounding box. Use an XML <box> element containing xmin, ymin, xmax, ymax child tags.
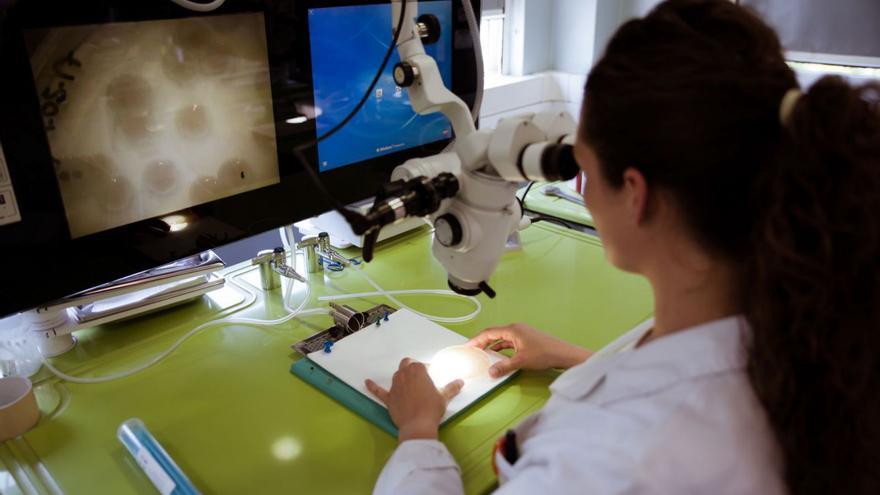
<box><xmin>25</xmin><ymin>13</ymin><xmax>279</xmax><ymax>238</ymax></box>
<box><xmin>0</xmin><ymin>0</ymin><xmax>480</xmax><ymax>319</ymax></box>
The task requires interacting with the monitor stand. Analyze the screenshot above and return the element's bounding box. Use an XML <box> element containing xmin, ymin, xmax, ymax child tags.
<box><xmin>21</xmin><ymin>251</ymin><xmax>226</xmax><ymax>357</ymax></box>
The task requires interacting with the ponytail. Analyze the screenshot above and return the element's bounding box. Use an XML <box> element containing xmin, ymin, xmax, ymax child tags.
<box><xmin>745</xmin><ymin>76</ymin><xmax>880</xmax><ymax>493</ymax></box>
<box><xmin>582</xmin><ymin>1</ymin><xmax>880</xmax><ymax>492</ymax></box>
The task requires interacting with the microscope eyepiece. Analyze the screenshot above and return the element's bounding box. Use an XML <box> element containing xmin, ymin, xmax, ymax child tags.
<box><xmin>541</xmin><ymin>143</ymin><xmax>579</xmax><ymax>181</ymax></box>
<box><xmin>518</xmin><ymin>142</ymin><xmax>579</xmax><ymax>182</ymax></box>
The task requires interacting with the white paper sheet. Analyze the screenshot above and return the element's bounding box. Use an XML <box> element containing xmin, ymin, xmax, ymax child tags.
<box><xmin>307</xmin><ymin>309</ymin><xmax>511</xmax><ymax>422</ymax></box>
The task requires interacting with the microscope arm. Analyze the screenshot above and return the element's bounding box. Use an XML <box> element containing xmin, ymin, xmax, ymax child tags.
<box><xmin>391</xmin><ymin>0</ymin><xmax>477</xmax><ymax>141</ymax></box>
<box><xmin>351</xmin><ymin>1</ymin><xmax>580</xmax><ymax>297</ymax></box>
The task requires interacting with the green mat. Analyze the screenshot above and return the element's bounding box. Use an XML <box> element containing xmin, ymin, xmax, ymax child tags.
<box><xmin>521</xmin><ymin>181</ymin><xmax>594</xmax><ymax>228</ymax></box>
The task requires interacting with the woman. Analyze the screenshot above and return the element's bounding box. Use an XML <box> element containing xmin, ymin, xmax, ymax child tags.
<box><xmin>366</xmin><ymin>0</ymin><xmax>880</xmax><ymax>493</ymax></box>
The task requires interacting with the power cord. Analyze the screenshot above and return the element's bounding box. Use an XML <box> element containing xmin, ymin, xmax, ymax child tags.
<box><xmin>519</xmin><ymin>180</ymin><xmax>536</xmax><ymax>205</ymax></box>
<box><xmin>292</xmin><ymin>3</ymin><xmax>410</xmax><ymax>227</ymax></box>
<box><xmin>529</xmin><ymin>215</ymin><xmax>576</xmax><ymax>230</ymax></box>
<box><xmin>294</xmin><ymin>0</ymin><xmax>484</xmax><ymax>232</ymax></box>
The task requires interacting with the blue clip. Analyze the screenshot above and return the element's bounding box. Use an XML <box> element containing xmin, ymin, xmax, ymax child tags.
<box><xmin>320</xmin><ymin>256</ymin><xmax>344</xmax><ymax>272</ymax></box>
<box><xmin>383</xmin><ymin>311</ymin><xmax>390</xmax><ymax>322</ymax></box>
<box><xmin>323</xmin><ymin>341</ymin><xmax>334</xmax><ymax>353</ymax></box>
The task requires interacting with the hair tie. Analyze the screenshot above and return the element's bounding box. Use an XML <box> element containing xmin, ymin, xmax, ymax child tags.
<box><xmin>779</xmin><ymin>88</ymin><xmax>802</xmax><ymax>126</ymax></box>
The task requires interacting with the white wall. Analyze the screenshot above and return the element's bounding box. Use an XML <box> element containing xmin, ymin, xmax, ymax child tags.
<box><xmin>484</xmin><ymin>0</ymin><xmax>664</xmax><ymax>128</ymax></box>
<box><xmin>521</xmin><ymin>0</ymin><xmax>556</xmax><ymax>74</ymax></box>
<box><xmin>506</xmin><ymin>0</ymin><xmax>597</xmax><ymax>76</ymax></box>
<box><xmin>553</xmin><ymin>0</ymin><xmax>598</xmax><ymax>74</ymax></box>
<box><xmin>505</xmin><ymin>0</ymin><xmax>662</xmax><ymax>76</ymax></box>
<box><xmin>505</xmin><ymin>0</ymin><xmax>556</xmax><ymax>75</ymax></box>
<box><xmin>478</xmin><ymin>72</ymin><xmax>586</xmax><ymax>129</ymax></box>
<box><xmin>587</xmin><ymin>0</ymin><xmax>663</xmax><ymax>67</ymax></box>
<box><xmin>624</xmin><ymin>0</ymin><xmax>663</xmax><ymax>17</ymax></box>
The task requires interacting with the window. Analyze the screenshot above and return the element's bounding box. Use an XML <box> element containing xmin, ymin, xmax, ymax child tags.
<box><xmin>740</xmin><ymin>0</ymin><xmax>880</xmax><ymax>69</ymax></box>
<box><xmin>788</xmin><ymin>61</ymin><xmax>880</xmax><ymax>88</ymax></box>
<box><xmin>480</xmin><ymin>0</ymin><xmax>505</xmax><ymax>75</ymax></box>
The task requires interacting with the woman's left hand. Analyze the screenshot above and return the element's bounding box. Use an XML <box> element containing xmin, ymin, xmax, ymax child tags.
<box><xmin>366</xmin><ymin>358</ymin><xmax>464</xmax><ymax>443</ymax></box>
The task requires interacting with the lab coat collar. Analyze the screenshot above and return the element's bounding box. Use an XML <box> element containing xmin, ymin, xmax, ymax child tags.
<box><xmin>550</xmin><ymin>315</ymin><xmax>749</xmax><ymax>405</ymax></box>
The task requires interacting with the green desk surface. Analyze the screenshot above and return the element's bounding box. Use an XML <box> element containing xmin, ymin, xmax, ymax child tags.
<box><xmin>521</xmin><ymin>181</ymin><xmax>595</xmax><ymax>228</ymax></box>
<box><xmin>0</xmin><ymin>224</ymin><xmax>652</xmax><ymax>495</ymax></box>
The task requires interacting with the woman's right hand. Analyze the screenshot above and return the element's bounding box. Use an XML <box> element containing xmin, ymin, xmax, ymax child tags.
<box><xmin>467</xmin><ymin>323</ymin><xmax>592</xmax><ymax>378</ymax></box>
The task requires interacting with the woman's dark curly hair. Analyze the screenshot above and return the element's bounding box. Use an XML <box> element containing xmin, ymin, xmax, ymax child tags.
<box><xmin>581</xmin><ymin>1</ymin><xmax>880</xmax><ymax>493</ymax></box>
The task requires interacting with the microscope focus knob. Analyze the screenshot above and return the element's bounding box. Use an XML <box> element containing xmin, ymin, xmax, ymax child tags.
<box><xmin>435</xmin><ymin>214</ymin><xmax>463</xmax><ymax>247</ymax></box>
<box><xmin>416</xmin><ymin>14</ymin><xmax>442</xmax><ymax>45</ymax></box>
<box><xmin>394</xmin><ymin>62</ymin><xmax>419</xmax><ymax>87</ymax></box>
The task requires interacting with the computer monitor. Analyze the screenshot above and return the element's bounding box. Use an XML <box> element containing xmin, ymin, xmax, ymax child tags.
<box><xmin>0</xmin><ymin>0</ymin><xmax>480</xmax><ymax>318</ymax></box>
<box><xmin>309</xmin><ymin>1</ymin><xmax>454</xmax><ymax>172</ymax></box>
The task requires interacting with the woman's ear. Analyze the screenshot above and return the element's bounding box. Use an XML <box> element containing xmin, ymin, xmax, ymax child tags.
<box><xmin>622</xmin><ymin>167</ymin><xmax>650</xmax><ymax>225</ymax></box>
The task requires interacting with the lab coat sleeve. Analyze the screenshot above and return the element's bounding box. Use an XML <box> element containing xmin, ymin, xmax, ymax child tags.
<box><xmin>372</xmin><ymin>439</ymin><xmax>465</xmax><ymax>495</ymax></box>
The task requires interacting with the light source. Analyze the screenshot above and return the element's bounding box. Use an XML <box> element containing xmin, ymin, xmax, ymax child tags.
<box><xmin>428</xmin><ymin>344</ymin><xmax>491</xmax><ymax>385</ymax></box>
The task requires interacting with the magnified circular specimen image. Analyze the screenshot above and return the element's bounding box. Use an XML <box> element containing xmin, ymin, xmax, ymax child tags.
<box><xmin>429</xmin><ymin>345</ymin><xmax>492</xmax><ymax>385</ymax></box>
<box><xmin>106</xmin><ymin>74</ymin><xmax>155</xmax><ymax>142</ymax></box>
<box><xmin>176</xmin><ymin>104</ymin><xmax>211</xmax><ymax>139</ymax></box>
<box><xmin>189</xmin><ymin>175</ymin><xmax>220</xmax><ymax>204</ymax></box>
<box><xmin>200</xmin><ymin>44</ymin><xmax>233</xmax><ymax>77</ymax></box>
<box><xmin>99</xmin><ymin>175</ymin><xmax>135</xmax><ymax>212</ymax></box>
<box><xmin>217</xmin><ymin>158</ymin><xmax>255</xmax><ymax>191</ymax></box>
<box><xmin>161</xmin><ymin>47</ymin><xmax>199</xmax><ymax>84</ymax></box>
<box><xmin>118</xmin><ymin>115</ymin><xmax>155</xmax><ymax>142</ymax></box>
<box><xmin>162</xmin><ymin>21</ymin><xmax>224</xmax><ymax>83</ymax></box>
<box><xmin>143</xmin><ymin>160</ymin><xmax>179</xmax><ymax>196</ymax></box>
<box><xmin>105</xmin><ymin>74</ymin><xmax>152</xmax><ymax>114</ymax></box>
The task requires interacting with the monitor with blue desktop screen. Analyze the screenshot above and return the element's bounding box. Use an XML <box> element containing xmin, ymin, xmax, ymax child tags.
<box><xmin>308</xmin><ymin>1</ymin><xmax>454</xmax><ymax>172</ymax></box>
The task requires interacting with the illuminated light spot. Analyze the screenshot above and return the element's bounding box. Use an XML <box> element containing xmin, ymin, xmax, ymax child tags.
<box><xmin>428</xmin><ymin>345</ymin><xmax>491</xmax><ymax>386</ymax></box>
<box><xmin>161</xmin><ymin>214</ymin><xmax>189</xmax><ymax>232</ymax></box>
<box><xmin>271</xmin><ymin>436</ymin><xmax>303</xmax><ymax>462</ymax></box>
<box><xmin>286</xmin><ymin>116</ymin><xmax>308</xmax><ymax>125</ymax></box>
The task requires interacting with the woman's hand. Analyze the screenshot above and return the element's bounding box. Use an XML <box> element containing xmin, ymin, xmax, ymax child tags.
<box><xmin>365</xmin><ymin>358</ymin><xmax>464</xmax><ymax>443</ymax></box>
<box><xmin>468</xmin><ymin>323</ymin><xmax>592</xmax><ymax>377</ymax></box>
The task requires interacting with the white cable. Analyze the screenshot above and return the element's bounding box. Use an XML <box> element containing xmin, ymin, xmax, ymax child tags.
<box><xmin>279</xmin><ymin>226</ymin><xmax>291</xmax><ymax>253</ymax></box>
<box><xmin>226</xmin><ymin>270</ymin><xmax>321</xmax><ymax>326</ymax></box>
<box><xmin>287</xmin><ymin>226</ymin><xmax>298</xmax><ymax>266</ymax></box>
<box><xmin>281</xmin><ymin>249</ymin><xmax>311</xmax><ymax>314</ymax></box>
<box><xmin>42</xmin><ymin>262</ymin><xmax>323</xmax><ymax>384</ymax></box>
<box><xmin>41</xmin><ymin>264</ymin><xmax>256</xmax><ymax>384</ymax></box>
<box><xmin>331</xmin><ymin>264</ymin><xmax>481</xmax><ymax>324</ymax></box>
<box><xmin>168</xmin><ymin>0</ymin><xmax>225</xmax><ymax>12</ymax></box>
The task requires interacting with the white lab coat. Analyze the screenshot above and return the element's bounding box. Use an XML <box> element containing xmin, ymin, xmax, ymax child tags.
<box><xmin>373</xmin><ymin>316</ymin><xmax>786</xmax><ymax>494</ymax></box>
